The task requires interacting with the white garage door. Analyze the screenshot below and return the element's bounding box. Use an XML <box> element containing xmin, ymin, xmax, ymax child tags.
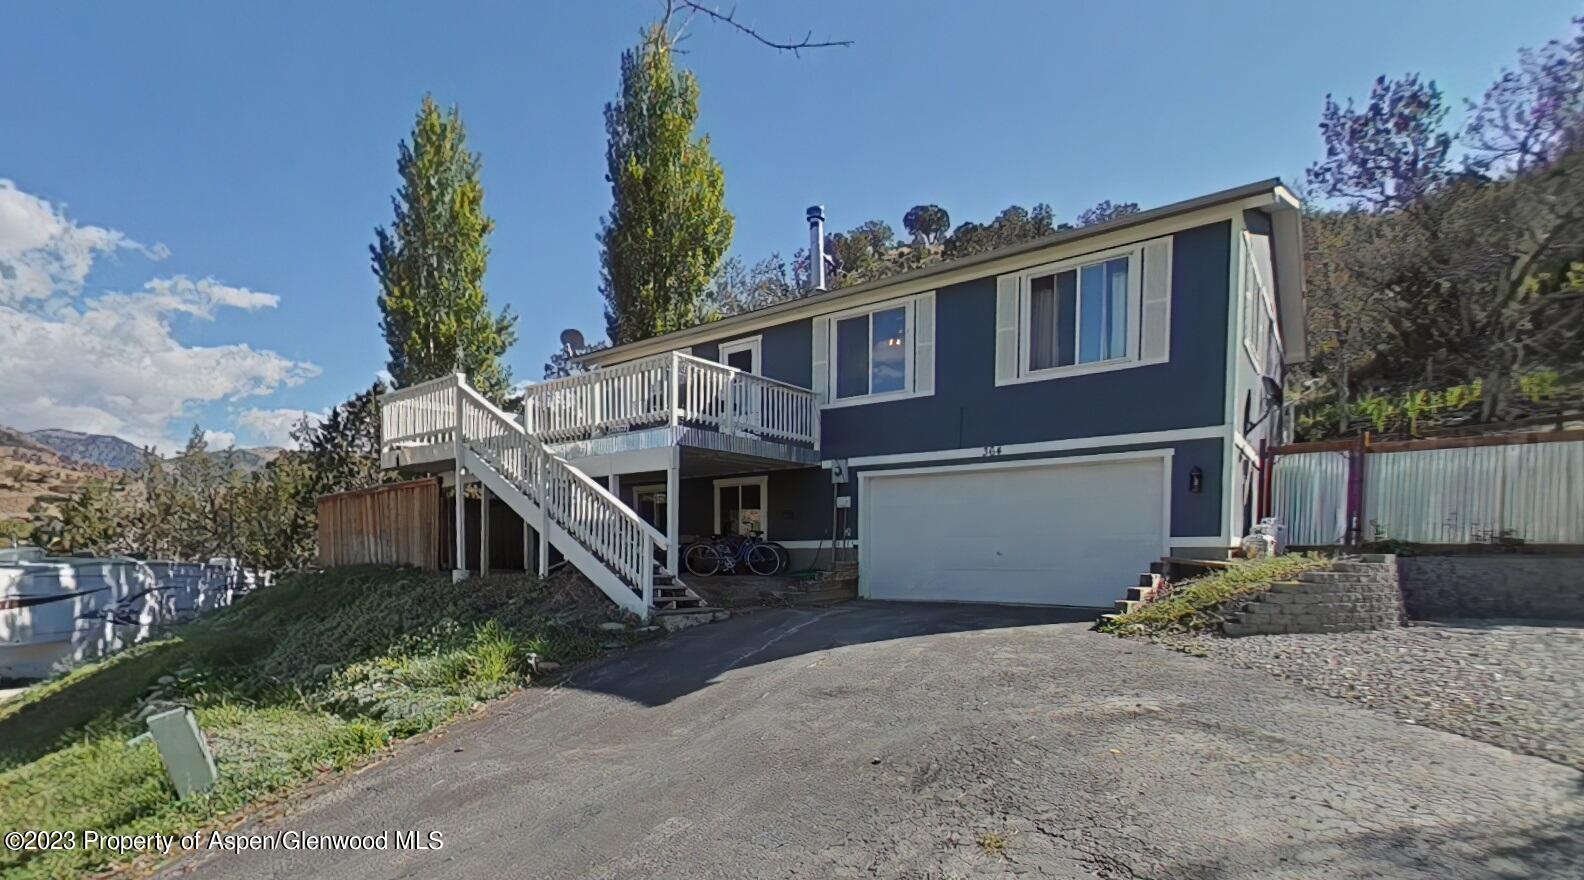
<box><xmin>862</xmin><ymin>456</ymin><xmax>1167</xmax><ymax>607</ymax></box>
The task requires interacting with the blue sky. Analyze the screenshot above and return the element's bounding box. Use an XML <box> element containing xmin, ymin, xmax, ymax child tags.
<box><xmin>2</xmin><ymin>0</ymin><xmax>1577</xmax><ymax>451</ymax></box>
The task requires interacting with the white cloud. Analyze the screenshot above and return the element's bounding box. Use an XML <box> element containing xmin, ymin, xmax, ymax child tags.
<box><xmin>0</xmin><ymin>182</ymin><xmax>318</xmax><ymax>452</ymax></box>
<box><xmin>202</xmin><ymin>429</ymin><xmax>238</xmax><ymax>448</ymax></box>
<box><xmin>237</xmin><ymin>407</ymin><xmax>325</xmax><ymax>449</ymax></box>
<box><xmin>0</xmin><ymin>179</ymin><xmax>165</xmax><ymax>305</ymax></box>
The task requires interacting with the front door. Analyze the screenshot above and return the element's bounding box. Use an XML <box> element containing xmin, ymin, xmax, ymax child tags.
<box><xmin>719</xmin><ymin>338</ymin><xmax>762</xmax><ymax>433</ymax></box>
<box><xmin>715</xmin><ymin>477</ymin><xmax>767</xmax><ymax>537</ymax></box>
<box><xmin>632</xmin><ymin>484</ymin><xmax>667</xmax><ymax>531</ymax></box>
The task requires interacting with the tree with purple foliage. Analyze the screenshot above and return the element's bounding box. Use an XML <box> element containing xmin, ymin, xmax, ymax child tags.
<box><xmin>1464</xmin><ymin>17</ymin><xmax>1584</xmax><ymax>175</ymax></box>
<box><xmin>1295</xmin><ymin>17</ymin><xmax>1584</xmax><ymax>437</ymax></box>
<box><xmin>1307</xmin><ymin>74</ymin><xmax>1454</xmax><ymax>211</ymax></box>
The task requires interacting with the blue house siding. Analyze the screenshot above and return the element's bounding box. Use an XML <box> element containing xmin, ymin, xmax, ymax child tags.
<box><xmin>820</xmin><ymin>220</ymin><xmax>1231</xmax><ymax>461</ymax></box>
<box><xmin>688</xmin><ymin>319</ymin><xmax>814</xmax><ymax>389</ymax></box>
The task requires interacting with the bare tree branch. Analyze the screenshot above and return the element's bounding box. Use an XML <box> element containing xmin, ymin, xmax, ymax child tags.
<box><xmin>660</xmin><ymin>0</ymin><xmax>851</xmax><ymax>56</ymax></box>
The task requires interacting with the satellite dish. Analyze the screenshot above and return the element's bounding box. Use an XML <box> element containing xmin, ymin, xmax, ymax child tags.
<box><xmin>559</xmin><ymin>328</ymin><xmax>586</xmax><ymax>351</ymax></box>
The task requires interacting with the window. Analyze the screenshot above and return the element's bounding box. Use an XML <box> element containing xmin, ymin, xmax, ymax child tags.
<box><xmin>1017</xmin><ymin>247</ymin><xmax>1141</xmax><ymax>378</ymax></box>
<box><xmin>832</xmin><ymin>304</ymin><xmax>910</xmax><ymax>400</ymax></box>
<box><xmin>1026</xmin><ymin>256</ymin><xmax>1130</xmax><ymax>371</ymax></box>
<box><xmin>1242</xmin><ymin>232</ymin><xmax>1281</xmax><ymax>374</ymax></box>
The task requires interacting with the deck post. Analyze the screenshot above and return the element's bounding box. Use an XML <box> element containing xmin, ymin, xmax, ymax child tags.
<box><xmin>665</xmin><ymin>445</ymin><xmax>680</xmax><ymax>575</ymax></box>
<box><xmin>479</xmin><ymin>482</ymin><xmax>491</xmax><ymax>576</ymax></box>
<box><xmin>669</xmin><ymin>353</ymin><xmax>680</xmax><ymax>427</ymax></box>
<box><xmin>452</xmin><ymin>374</ymin><xmax>469</xmax><ymax>584</ymax></box>
<box><xmin>537</xmin><ymin>447</ymin><xmax>550</xmax><ymax>578</ymax></box>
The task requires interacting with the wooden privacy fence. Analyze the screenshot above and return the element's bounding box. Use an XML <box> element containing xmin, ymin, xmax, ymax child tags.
<box><xmin>317</xmin><ymin>477</ymin><xmax>442</xmax><ymax>569</ymax></box>
<box><xmin>1264</xmin><ymin>430</ymin><xmax>1584</xmax><ymax>547</ymax></box>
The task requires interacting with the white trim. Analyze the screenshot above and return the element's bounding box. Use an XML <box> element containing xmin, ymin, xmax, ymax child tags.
<box><xmin>1222</xmin><ymin>214</ymin><xmax>1247</xmax><ymax>545</ymax></box>
<box><xmin>774</xmin><ymin>539</ymin><xmax>856</xmax><ymax>549</ymax></box>
<box><xmin>821</xmin><ymin>423</ymin><xmax>1224</xmax><ymax>469</ymax></box>
<box><xmin>583</xmin><ymin>195</ymin><xmax>1279</xmax><ymax>368</ymax></box>
<box><xmin>1169</xmin><ymin>536</ymin><xmax>1238</xmax><ymax>548</ymax></box>
<box><xmin>856</xmin><ymin>449</ymin><xmax>1173</xmax><ymax>600</ymax></box>
<box><xmin>712</xmin><ymin>475</ymin><xmax>770</xmax><ymax>538</ymax></box>
<box><xmin>718</xmin><ymin>335</ymin><xmax>762</xmax><ymax>374</ymax></box>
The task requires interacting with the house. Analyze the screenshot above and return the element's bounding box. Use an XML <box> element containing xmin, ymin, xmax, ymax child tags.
<box><xmin>377</xmin><ymin>178</ymin><xmax>1305</xmax><ymax>618</ymax></box>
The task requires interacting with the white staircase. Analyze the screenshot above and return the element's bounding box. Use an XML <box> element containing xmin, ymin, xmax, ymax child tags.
<box><xmin>380</xmin><ymin>373</ymin><xmax>706</xmax><ymax>620</ymax></box>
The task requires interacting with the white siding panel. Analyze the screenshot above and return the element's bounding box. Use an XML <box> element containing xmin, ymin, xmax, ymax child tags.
<box><xmin>993</xmin><ymin>274</ymin><xmax>1020</xmax><ymax>385</ymax></box>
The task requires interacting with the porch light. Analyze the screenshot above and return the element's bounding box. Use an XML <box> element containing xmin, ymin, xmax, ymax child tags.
<box><xmin>1188</xmin><ymin>466</ymin><xmax>1203</xmax><ymax>494</ymax></box>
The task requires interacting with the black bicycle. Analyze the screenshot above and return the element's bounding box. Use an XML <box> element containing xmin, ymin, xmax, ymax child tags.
<box><xmin>684</xmin><ymin>532</ymin><xmax>788</xmax><ymax>576</ymax></box>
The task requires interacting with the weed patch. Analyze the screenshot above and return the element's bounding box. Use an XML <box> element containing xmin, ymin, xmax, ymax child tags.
<box><xmin>1098</xmin><ymin>555</ymin><xmax>1330</xmax><ymax>636</ymax></box>
<box><xmin>0</xmin><ymin>566</ymin><xmax>636</xmax><ymax>878</ymax></box>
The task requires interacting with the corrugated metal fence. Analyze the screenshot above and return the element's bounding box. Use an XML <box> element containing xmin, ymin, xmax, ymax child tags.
<box><xmin>1269</xmin><ymin>432</ymin><xmax>1584</xmax><ymax>546</ymax></box>
<box><xmin>317</xmin><ymin>477</ymin><xmax>442</xmax><ymax>569</ymax></box>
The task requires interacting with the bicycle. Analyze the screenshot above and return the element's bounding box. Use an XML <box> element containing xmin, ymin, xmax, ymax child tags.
<box><xmin>684</xmin><ymin>532</ymin><xmax>786</xmax><ymax>577</ymax></box>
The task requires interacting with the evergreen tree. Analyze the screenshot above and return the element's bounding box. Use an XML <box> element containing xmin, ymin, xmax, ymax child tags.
<box><xmin>373</xmin><ymin>95</ymin><xmax>516</xmax><ymax>400</ymax></box>
<box><xmin>600</xmin><ymin>26</ymin><xmax>734</xmax><ymax>345</ymax></box>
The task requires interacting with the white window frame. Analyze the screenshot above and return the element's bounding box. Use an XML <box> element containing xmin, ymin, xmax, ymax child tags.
<box><xmin>1241</xmin><ymin>232</ymin><xmax>1283</xmax><ymax>373</ymax></box>
<box><xmin>718</xmin><ymin>335</ymin><xmax>762</xmax><ymax>375</ymax></box>
<box><xmin>1012</xmin><ymin>242</ymin><xmax>1146</xmax><ymax>383</ymax></box>
<box><xmin>712</xmin><ymin>475</ymin><xmax>770</xmax><ymax>538</ymax></box>
<box><xmin>820</xmin><ymin>296</ymin><xmax>920</xmax><ymax>409</ymax></box>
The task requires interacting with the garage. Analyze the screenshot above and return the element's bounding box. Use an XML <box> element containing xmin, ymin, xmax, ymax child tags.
<box><xmin>860</xmin><ymin>454</ymin><xmax>1168</xmax><ymax>607</ymax></box>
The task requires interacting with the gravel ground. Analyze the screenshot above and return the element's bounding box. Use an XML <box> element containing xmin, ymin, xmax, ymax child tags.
<box><xmin>1154</xmin><ymin>620</ymin><xmax>1584</xmax><ymax>771</ymax></box>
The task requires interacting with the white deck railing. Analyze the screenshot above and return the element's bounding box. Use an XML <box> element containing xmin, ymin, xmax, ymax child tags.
<box><xmin>379</xmin><ymin>373</ymin><xmax>665</xmax><ymax>608</ymax></box>
<box><xmin>379</xmin><ymin>373</ymin><xmax>459</xmax><ymax>450</ymax></box>
<box><xmin>522</xmin><ymin>351</ymin><xmax>819</xmax><ymax>447</ymax></box>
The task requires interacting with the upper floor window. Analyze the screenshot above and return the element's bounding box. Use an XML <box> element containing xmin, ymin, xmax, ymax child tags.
<box><xmin>996</xmin><ymin>236</ymin><xmax>1171</xmax><ymax>386</ymax></box>
<box><xmin>1027</xmin><ymin>256</ymin><xmax>1131</xmax><ymax>371</ymax></box>
<box><xmin>835</xmin><ymin>305</ymin><xmax>908</xmax><ymax>399</ymax></box>
<box><xmin>813</xmin><ymin>291</ymin><xmax>936</xmax><ymax>407</ymax></box>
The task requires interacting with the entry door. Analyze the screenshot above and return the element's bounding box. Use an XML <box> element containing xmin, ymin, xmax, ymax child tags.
<box><xmin>719</xmin><ymin>338</ymin><xmax>762</xmax><ymax>433</ymax></box>
<box><xmin>715</xmin><ymin>477</ymin><xmax>767</xmax><ymax>537</ymax></box>
<box><xmin>632</xmin><ymin>485</ymin><xmax>667</xmax><ymax>531</ymax></box>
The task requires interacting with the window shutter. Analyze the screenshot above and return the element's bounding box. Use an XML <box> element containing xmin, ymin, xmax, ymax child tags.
<box><xmin>994</xmin><ymin>274</ymin><xmax>1020</xmax><ymax>385</ymax></box>
<box><xmin>913</xmin><ymin>291</ymin><xmax>936</xmax><ymax>395</ymax></box>
<box><xmin>811</xmin><ymin>317</ymin><xmax>829</xmax><ymax>403</ymax></box>
<box><xmin>1140</xmin><ymin>236</ymin><xmax>1172</xmax><ymax>363</ymax></box>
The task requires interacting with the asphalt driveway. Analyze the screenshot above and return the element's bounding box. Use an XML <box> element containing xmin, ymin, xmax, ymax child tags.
<box><xmin>167</xmin><ymin>602</ymin><xmax>1583</xmax><ymax>879</ymax></box>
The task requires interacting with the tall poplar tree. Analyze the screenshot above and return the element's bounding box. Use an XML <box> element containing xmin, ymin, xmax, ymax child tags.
<box><xmin>373</xmin><ymin>95</ymin><xmax>516</xmax><ymax>400</ymax></box>
<box><xmin>599</xmin><ymin>26</ymin><xmax>734</xmax><ymax>345</ymax></box>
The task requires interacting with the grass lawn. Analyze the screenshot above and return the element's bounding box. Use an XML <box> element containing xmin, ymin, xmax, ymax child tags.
<box><xmin>1098</xmin><ymin>555</ymin><xmax>1331</xmax><ymax>636</ymax></box>
<box><xmin>0</xmin><ymin>566</ymin><xmax>639</xmax><ymax>878</ymax></box>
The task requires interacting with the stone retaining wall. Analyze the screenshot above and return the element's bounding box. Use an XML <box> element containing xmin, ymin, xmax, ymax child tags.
<box><xmin>1397</xmin><ymin>555</ymin><xmax>1584</xmax><ymax>620</ymax></box>
<box><xmin>1222</xmin><ymin>556</ymin><xmax>1402</xmax><ymax>637</ymax></box>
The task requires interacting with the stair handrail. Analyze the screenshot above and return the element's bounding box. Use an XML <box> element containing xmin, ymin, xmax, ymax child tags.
<box><xmin>455</xmin><ymin>381</ymin><xmax>665</xmax><ymax>605</ymax></box>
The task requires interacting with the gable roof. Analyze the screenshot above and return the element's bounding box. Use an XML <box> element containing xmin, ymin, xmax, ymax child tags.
<box><xmin>583</xmin><ymin>177</ymin><xmax>1300</xmax><ymax>366</ymax></box>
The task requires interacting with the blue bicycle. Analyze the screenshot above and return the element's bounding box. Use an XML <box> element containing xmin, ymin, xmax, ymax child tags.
<box><xmin>683</xmin><ymin>532</ymin><xmax>786</xmax><ymax>576</ymax></box>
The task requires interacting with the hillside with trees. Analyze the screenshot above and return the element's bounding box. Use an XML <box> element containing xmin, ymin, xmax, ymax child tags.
<box><xmin>1293</xmin><ymin>18</ymin><xmax>1584</xmax><ymax>439</ymax></box>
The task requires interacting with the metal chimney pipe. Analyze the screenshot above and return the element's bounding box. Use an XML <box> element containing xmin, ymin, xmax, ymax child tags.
<box><xmin>806</xmin><ymin>205</ymin><xmax>827</xmax><ymax>291</ymax></box>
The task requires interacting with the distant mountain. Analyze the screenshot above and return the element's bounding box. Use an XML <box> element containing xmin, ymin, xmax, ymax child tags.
<box><xmin>212</xmin><ymin>446</ymin><xmax>286</xmax><ymax>474</ymax></box>
<box><xmin>23</xmin><ymin>429</ymin><xmax>285</xmax><ymax>474</ymax></box>
<box><xmin>0</xmin><ymin>426</ymin><xmax>117</xmax><ymax>522</ymax></box>
<box><xmin>26</xmin><ymin>428</ymin><xmax>150</xmax><ymax>471</ymax></box>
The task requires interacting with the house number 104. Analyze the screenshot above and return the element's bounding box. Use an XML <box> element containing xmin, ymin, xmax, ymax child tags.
<box><xmin>982</xmin><ymin>445</ymin><xmax>1003</xmax><ymax>457</ymax></box>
